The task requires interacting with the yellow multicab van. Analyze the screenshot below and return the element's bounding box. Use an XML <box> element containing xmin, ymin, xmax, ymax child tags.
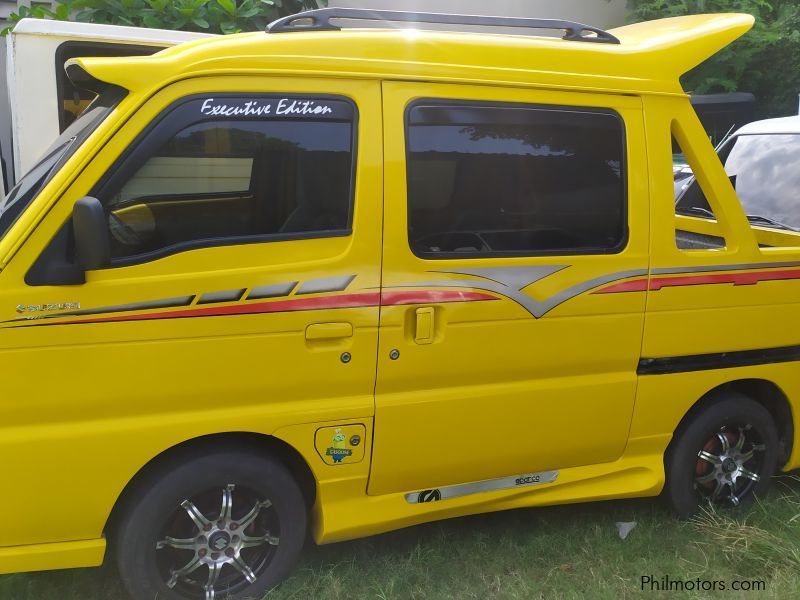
<box><xmin>1</xmin><ymin>7</ymin><xmax>799</xmax><ymax>599</ymax></box>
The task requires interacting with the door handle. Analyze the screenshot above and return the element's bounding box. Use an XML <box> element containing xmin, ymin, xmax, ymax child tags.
<box><xmin>305</xmin><ymin>322</ymin><xmax>353</xmax><ymax>340</ymax></box>
<box><xmin>414</xmin><ymin>307</ymin><xmax>435</xmax><ymax>345</ymax></box>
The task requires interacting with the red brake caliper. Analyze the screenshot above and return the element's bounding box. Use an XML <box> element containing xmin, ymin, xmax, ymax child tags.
<box><xmin>695</xmin><ymin>431</ymin><xmax>737</xmax><ymax>489</ymax></box>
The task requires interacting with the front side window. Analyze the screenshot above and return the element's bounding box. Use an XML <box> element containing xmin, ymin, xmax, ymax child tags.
<box><xmin>99</xmin><ymin>95</ymin><xmax>356</xmax><ymax>262</ymax></box>
<box><xmin>405</xmin><ymin>102</ymin><xmax>627</xmax><ymax>258</ymax></box>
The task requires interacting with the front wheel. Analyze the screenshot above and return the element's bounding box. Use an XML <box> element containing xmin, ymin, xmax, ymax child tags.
<box><xmin>115</xmin><ymin>450</ymin><xmax>306</xmax><ymax>600</ymax></box>
<box><xmin>665</xmin><ymin>392</ymin><xmax>778</xmax><ymax>517</ymax></box>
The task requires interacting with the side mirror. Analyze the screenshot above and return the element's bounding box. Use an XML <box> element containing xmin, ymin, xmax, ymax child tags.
<box><xmin>73</xmin><ymin>196</ymin><xmax>110</xmax><ymax>270</ymax></box>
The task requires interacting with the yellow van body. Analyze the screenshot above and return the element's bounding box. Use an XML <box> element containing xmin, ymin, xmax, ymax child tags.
<box><xmin>2</xmin><ymin>12</ymin><xmax>799</xmax><ymax>583</ymax></box>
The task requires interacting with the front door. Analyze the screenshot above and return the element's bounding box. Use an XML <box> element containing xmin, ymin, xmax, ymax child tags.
<box><xmin>369</xmin><ymin>82</ymin><xmax>649</xmax><ymax>496</ymax></box>
<box><xmin>0</xmin><ymin>76</ymin><xmax>383</xmax><ymax>547</ymax></box>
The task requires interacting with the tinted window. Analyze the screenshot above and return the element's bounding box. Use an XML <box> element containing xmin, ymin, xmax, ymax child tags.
<box><xmin>101</xmin><ymin>96</ymin><xmax>355</xmax><ymax>261</ymax></box>
<box><xmin>406</xmin><ymin>103</ymin><xmax>626</xmax><ymax>257</ymax></box>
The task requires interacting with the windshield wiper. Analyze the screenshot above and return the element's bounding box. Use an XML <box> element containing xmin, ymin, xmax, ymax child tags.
<box><xmin>746</xmin><ymin>214</ymin><xmax>799</xmax><ymax>232</ymax></box>
<box><xmin>676</xmin><ymin>206</ymin><xmax>716</xmax><ymax>220</ymax></box>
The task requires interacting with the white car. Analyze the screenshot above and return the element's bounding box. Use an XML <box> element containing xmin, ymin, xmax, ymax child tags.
<box><xmin>676</xmin><ymin>115</ymin><xmax>800</xmax><ymax>234</ymax></box>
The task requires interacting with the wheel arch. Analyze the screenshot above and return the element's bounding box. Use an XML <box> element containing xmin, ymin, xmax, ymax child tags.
<box><xmin>667</xmin><ymin>378</ymin><xmax>794</xmax><ymax>468</ymax></box>
<box><xmin>103</xmin><ymin>432</ymin><xmax>317</xmax><ymax>541</ymax></box>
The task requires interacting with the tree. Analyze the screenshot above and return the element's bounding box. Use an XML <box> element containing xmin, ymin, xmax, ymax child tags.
<box><xmin>3</xmin><ymin>0</ymin><xmax>326</xmax><ymax>36</ymax></box>
<box><xmin>627</xmin><ymin>0</ymin><xmax>800</xmax><ymax>117</ymax></box>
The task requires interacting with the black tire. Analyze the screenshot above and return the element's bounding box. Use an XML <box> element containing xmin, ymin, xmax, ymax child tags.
<box><xmin>665</xmin><ymin>392</ymin><xmax>778</xmax><ymax>517</ymax></box>
<box><xmin>115</xmin><ymin>450</ymin><xmax>306</xmax><ymax>600</ymax></box>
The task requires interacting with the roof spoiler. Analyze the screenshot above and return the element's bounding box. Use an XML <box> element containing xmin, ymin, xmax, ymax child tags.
<box><xmin>609</xmin><ymin>13</ymin><xmax>754</xmax><ymax>78</ymax></box>
<box><xmin>64</xmin><ymin>13</ymin><xmax>755</xmax><ymax>97</ymax></box>
<box><xmin>65</xmin><ymin>60</ymin><xmax>115</xmax><ymax>94</ymax></box>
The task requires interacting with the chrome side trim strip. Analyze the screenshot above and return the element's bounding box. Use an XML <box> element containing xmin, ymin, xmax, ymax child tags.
<box><xmin>405</xmin><ymin>470</ymin><xmax>558</xmax><ymax>504</ymax></box>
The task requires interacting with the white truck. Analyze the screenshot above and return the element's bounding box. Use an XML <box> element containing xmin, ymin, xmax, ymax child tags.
<box><xmin>0</xmin><ymin>18</ymin><xmax>214</xmax><ymax>201</ymax></box>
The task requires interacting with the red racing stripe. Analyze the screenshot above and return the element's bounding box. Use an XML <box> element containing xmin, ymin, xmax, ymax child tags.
<box><xmin>56</xmin><ymin>292</ymin><xmax>382</xmax><ymax>325</ymax></box>
<box><xmin>380</xmin><ymin>289</ymin><xmax>497</xmax><ymax>305</ymax></box>
<box><xmin>595</xmin><ymin>267</ymin><xmax>800</xmax><ymax>294</ymax></box>
<box><xmin>649</xmin><ymin>268</ymin><xmax>800</xmax><ymax>290</ymax></box>
<box><xmin>48</xmin><ymin>289</ymin><xmax>497</xmax><ymax>326</ymax></box>
<box><xmin>593</xmin><ymin>278</ymin><xmax>649</xmax><ymax>294</ymax></box>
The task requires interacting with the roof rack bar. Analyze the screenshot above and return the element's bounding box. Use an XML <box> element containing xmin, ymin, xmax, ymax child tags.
<box><xmin>267</xmin><ymin>8</ymin><xmax>621</xmax><ymax>45</ymax></box>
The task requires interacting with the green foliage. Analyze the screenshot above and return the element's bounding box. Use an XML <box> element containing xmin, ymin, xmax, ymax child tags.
<box><xmin>627</xmin><ymin>0</ymin><xmax>800</xmax><ymax>117</ymax></box>
<box><xmin>1</xmin><ymin>0</ymin><xmax>326</xmax><ymax>36</ymax></box>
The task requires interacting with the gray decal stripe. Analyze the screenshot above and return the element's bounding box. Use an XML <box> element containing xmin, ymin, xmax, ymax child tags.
<box><xmin>405</xmin><ymin>470</ymin><xmax>558</xmax><ymax>504</ymax></box>
<box><xmin>651</xmin><ymin>261</ymin><xmax>800</xmax><ymax>275</ymax></box>
<box><xmin>395</xmin><ymin>269</ymin><xmax>648</xmax><ymax>318</ymax></box>
<box><xmin>433</xmin><ymin>266</ymin><xmax>569</xmax><ymax>290</ymax></box>
<box><xmin>197</xmin><ymin>289</ymin><xmax>246</xmax><ymax>304</ymax></box>
<box><xmin>296</xmin><ymin>275</ymin><xmax>356</xmax><ymax>295</ymax></box>
<box><xmin>247</xmin><ymin>282</ymin><xmax>297</xmax><ymax>300</ymax></box>
<box><xmin>7</xmin><ymin>295</ymin><xmax>197</xmax><ymax>322</ymax></box>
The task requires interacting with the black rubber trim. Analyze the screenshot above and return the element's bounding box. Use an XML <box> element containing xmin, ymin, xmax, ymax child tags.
<box><xmin>638</xmin><ymin>345</ymin><xmax>800</xmax><ymax>375</ymax></box>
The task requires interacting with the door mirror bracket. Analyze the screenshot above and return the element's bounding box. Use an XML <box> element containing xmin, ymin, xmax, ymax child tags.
<box><xmin>73</xmin><ymin>196</ymin><xmax>110</xmax><ymax>271</ymax></box>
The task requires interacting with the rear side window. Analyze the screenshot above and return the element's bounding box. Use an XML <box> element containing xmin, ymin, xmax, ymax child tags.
<box><xmin>98</xmin><ymin>95</ymin><xmax>355</xmax><ymax>263</ymax></box>
<box><xmin>406</xmin><ymin>102</ymin><xmax>627</xmax><ymax>258</ymax></box>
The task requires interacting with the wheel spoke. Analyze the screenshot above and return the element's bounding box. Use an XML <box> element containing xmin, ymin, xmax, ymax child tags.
<box><xmin>695</xmin><ymin>471</ymin><xmax>717</xmax><ymax>484</ymax></box>
<box><xmin>240</xmin><ymin>531</ymin><xmax>280</xmax><ymax>548</ymax></box>
<box><xmin>716</xmin><ymin>432</ymin><xmax>730</xmax><ymax>453</ymax></box>
<box><xmin>734</xmin><ymin>427</ymin><xmax>747</xmax><ymax>452</ymax></box>
<box><xmin>219</xmin><ymin>484</ymin><xmax>235</xmax><ymax>521</ymax></box>
<box><xmin>698</xmin><ymin>450</ymin><xmax>721</xmax><ymax>465</ymax></box>
<box><xmin>181</xmin><ymin>499</ymin><xmax>211</xmax><ymax>531</ymax></box>
<box><xmin>238</xmin><ymin>498</ymin><xmax>272</xmax><ymax>530</ymax></box>
<box><xmin>156</xmin><ymin>536</ymin><xmax>196</xmax><ymax>551</ymax></box>
<box><xmin>167</xmin><ymin>554</ymin><xmax>203</xmax><ymax>588</ymax></box>
<box><xmin>232</xmin><ymin>555</ymin><xmax>257</xmax><ymax>584</ymax></box>
<box><xmin>739</xmin><ymin>468</ymin><xmax>761</xmax><ymax>482</ymax></box>
<box><xmin>710</xmin><ymin>479</ymin><xmax>725</xmax><ymax>501</ymax></box>
<box><xmin>204</xmin><ymin>562</ymin><xmax>222</xmax><ymax>600</ymax></box>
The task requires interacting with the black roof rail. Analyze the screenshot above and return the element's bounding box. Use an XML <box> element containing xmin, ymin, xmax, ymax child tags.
<box><xmin>267</xmin><ymin>8</ymin><xmax>621</xmax><ymax>45</ymax></box>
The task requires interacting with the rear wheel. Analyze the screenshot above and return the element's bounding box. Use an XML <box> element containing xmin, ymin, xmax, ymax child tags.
<box><xmin>665</xmin><ymin>393</ymin><xmax>778</xmax><ymax>517</ymax></box>
<box><xmin>116</xmin><ymin>450</ymin><xmax>306</xmax><ymax>600</ymax></box>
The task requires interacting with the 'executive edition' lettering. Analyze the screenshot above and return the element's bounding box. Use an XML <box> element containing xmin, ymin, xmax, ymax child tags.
<box><xmin>199</xmin><ymin>98</ymin><xmax>334</xmax><ymax>117</ymax></box>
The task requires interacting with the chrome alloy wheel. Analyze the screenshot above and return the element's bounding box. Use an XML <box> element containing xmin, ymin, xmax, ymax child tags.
<box><xmin>694</xmin><ymin>424</ymin><xmax>767</xmax><ymax>507</ymax></box>
<box><xmin>155</xmin><ymin>484</ymin><xmax>280</xmax><ymax>600</ymax></box>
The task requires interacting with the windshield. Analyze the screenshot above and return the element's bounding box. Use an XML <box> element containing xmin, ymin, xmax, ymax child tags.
<box><xmin>0</xmin><ymin>86</ymin><xmax>125</xmax><ymax>243</ymax></box>
<box><xmin>676</xmin><ymin>132</ymin><xmax>800</xmax><ymax>231</ymax></box>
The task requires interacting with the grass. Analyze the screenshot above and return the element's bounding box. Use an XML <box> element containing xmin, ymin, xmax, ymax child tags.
<box><xmin>4</xmin><ymin>477</ymin><xmax>800</xmax><ymax>600</ymax></box>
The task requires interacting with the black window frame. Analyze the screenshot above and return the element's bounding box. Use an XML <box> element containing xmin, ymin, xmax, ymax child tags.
<box><xmin>92</xmin><ymin>92</ymin><xmax>359</xmax><ymax>268</ymax></box>
<box><xmin>404</xmin><ymin>98</ymin><xmax>629</xmax><ymax>260</ymax></box>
